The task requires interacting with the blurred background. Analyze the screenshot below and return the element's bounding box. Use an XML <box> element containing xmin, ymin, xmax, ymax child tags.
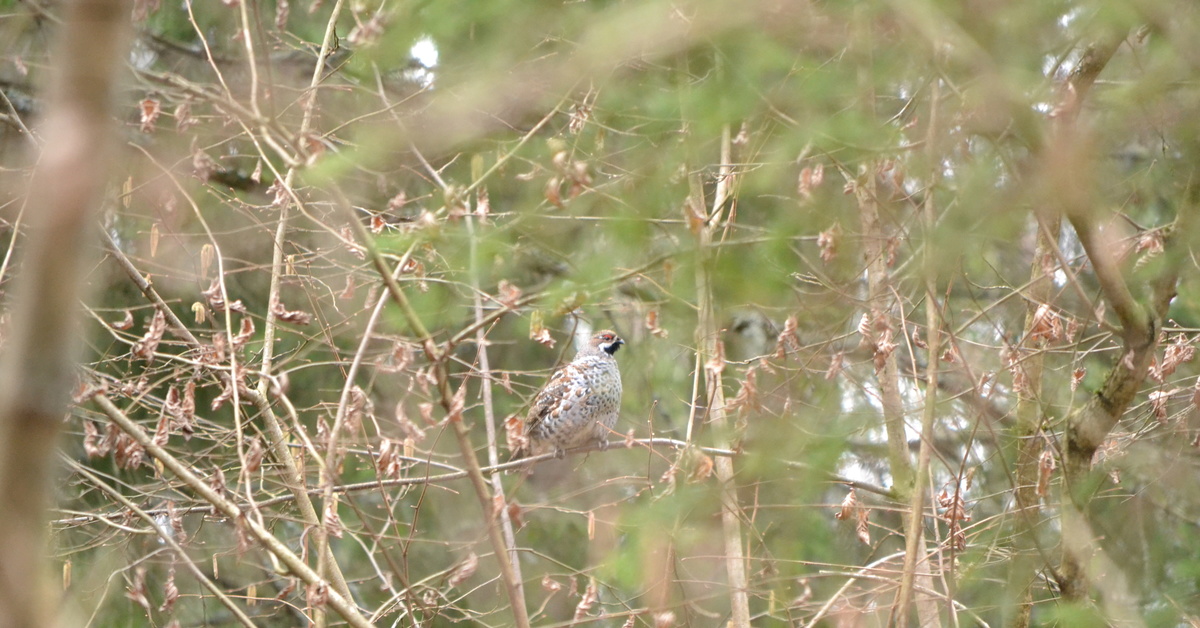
<box><xmin>3</xmin><ymin>0</ymin><xmax>1199</xmax><ymax>625</ymax></box>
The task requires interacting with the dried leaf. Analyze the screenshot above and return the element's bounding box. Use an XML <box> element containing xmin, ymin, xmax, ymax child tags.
<box><xmin>1003</xmin><ymin>344</ymin><xmax>1029</xmax><ymax>394</ymax></box>
<box><xmin>1133</xmin><ymin>230</ymin><xmax>1164</xmax><ymax>270</ymax></box>
<box><xmin>211</xmin><ymin>365</ymin><xmax>249</xmax><ymax>411</ymax></box>
<box><xmin>200</xmin><ymin>243</ymin><xmax>215</xmax><ymax>277</ymax></box>
<box><xmin>396</xmin><ymin>402</ymin><xmax>426</xmax><ymax>442</ymax></box>
<box><xmin>159</xmin><ymin>565</ymin><xmax>179</xmax><ymax>612</ymax></box>
<box><xmin>505</xmin><ymin>414</ymin><xmax>528</xmax><ymax>454</ymax></box>
<box><xmin>733</xmin><ymin>121</ymin><xmax>750</xmax><ymax>145</ymax></box>
<box><xmin>855</xmin><ymin>507</ymin><xmax>870</xmax><ymax>545</ymax></box>
<box><xmin>131</xmin><ymin>0</ymin><xmax>160</xmax><ymax>21</ymax></box>
<box><xmin>174</xmin><ymin>100</ymin><xmax>197</xmax><ymax>132</ymax></box>
<box><xmin>1149</xmin><ymin>389</ymin><xmax>1177</xmax><ymax>422</ymax></box>
<box><xmin>1065</xmin><ymin>317</ymin><xmax>1081</xmax><ymax>342</ymax></box>
<box><xmin>835</xmin><ymin>489</ymin><xmax>856</xmax><ymax>521</ymax></box>
<box><xmin>153</xmin><ymin>412</ymin><xmax>170</xmax><ymax>447</ymax></box>
<box><xmin>568</xmin><ymin>160</ymin><xmax>591</xmax><ymax>188</ymax></box>
<box><xmin>83</xmin><ymin>420</ymin><xmax>107</xmax><ymax>458</ymax></box>
<box><xmin>72</xmin><ymin>379</ymin><xmax>107</xmax><ymax>404</ymax></box>
<box><xmin>272</xmin><ymin>300</ymin><xmax>313</xmax><ymax>325</ymax></box>
<box><xmin>552</xmin><ymin>150</ymin><xmax>569</xmax><ymax>171</ymax></box>
<box><xmin>338</xmin><ymin>275</ymin><xmax>356</xmax><ymax>300</ymax></box>
<box><xmin>545</xmin><ymin>177</ymin><xmax>563</xmax><ymax>208</ymax></box>
<box><xmin>645</xmin><ymin>309</ymin><xmax>668</xmax><ymax>338</ymax></box>
<box><xmin>688</xmin><ymin>452</ymin><xmax>714</xmax><ymax>483</ymax></box>
<box><xmin>177</xmin><ymin>382</ymin><xmax>196</xmax><ymax>437</ymax></box>
<box><xmin>111</xmin><ymin>310</ymin><xmax>134</xmax><ymax>330</ymax></box>
<box><xmin>377</xmin><ymin>438</ymin><xmax>403</xmax><ymax>479</ymax></box>
<box><xmin>884</xmin><ymin>236</ymin><xmax>901</xmax><ymax>267</ymax></box>
<box><xmin>798</xmin><ymin>164</ymin><xmax>825</xmax><ymax>199</ymax></box>
<box><xmin>774</xmin><ymin>315</ymin><xmax>800</xmax><ymax>359</ymax></box>
<box><xmin>569</xmin><ymin>103</ymin><xmax>591</xmax><ymax>134</ymax></box>
<box><xmin>347</xmin><ymin>12</ymin><xmax>384</xmax><ymax>46</ymax></box>
<box><xmin>267</xmin><ymin>179</ymin><xmax>288</xmax><ymax>207</ymax></box>
<box><xmin>114</xmin><ymin>432</ymin><xmax>145</xmax><ymax>470</ymax></box>
<box><xmin>1152</xmin><ymin>334</ymin><xmax>1195</xmax><ymax>383</ymax></box>
<box><xmin>376</xmin><ymin>341</ymin><xmax>413</xmax><ymax>374</ymax></box>
<box><xmin>476</xmin><ymin>186</ymin><xmax>491</xmax><ymax>220</ymax></box>
<box><xmin>231</xmin><ymin>317</ymin><xmax>255</xmax><ymax>348</ymax></box>
<box><xmin>346</xmin><ymin>385</ymin><xmax>372</xmax><ymax>433</ymax></box>
<box><xmin>856</xmin><ymin>313</ymin><xmax>872</xmax><ymax>340</ymax></box>
<box><xmin>132</xmin><ymin>309</ymin><xmax>167</xmax><ymax>363</ymax></box>
<box><xmin>1027</xmin><ymin>303</ymin><xmax>1063</xmax><ymax>343</ymax></box>
<box><xmin>683</xmin><ymin>196</ymin><xmax>706</xmax><ymax>234</ymax></box>
<box><xmin>938</xmin><ymin>488</ymin><xmax>971</xmax><ymax>522</ymax></box>
<box><xmin>126</xmin><ymin>566</ymin><xmax>151</xmax><ymax>612</ymax></box>
<box><xmin>729</xmin><ymin>366</ymin><xmax>761</xmax><ymax>417</ymax></box>
<box><xmin>574</xmin><ymin>578</ymin><xmax>599</xmax><ymax>621</ymax></box>
<box><xmin>497</xmin><ymin>280</ymin><xmax>522</xmax><ymax>309</ymax></box>
<box><xmin>791</xmin><ymin>578</ymin><xmax>813</xmax><ymax>609</ymax></box>
<box><xmin>1036</xmin><ymin>449</ymin><xmax>1056</xmax><ymax>497</ymax></box>
<box><xmin>245</xmin><ymin>437</ymin><xmax>264</xmax><ymax>473</ymax></box>
<box><xmin>530</xmin><ymin>311</ymin><xmax>556</xmax><ymax>348</ymax></box>
<box><xmin>208</xmin><ymin>465</ymin><xmax>226</xmax><ymax>497</ymax></box>
<box><xmin>139</xmin><ymin>98</ymin><xmax>160</xmax><ymax>133</ymax></box>
<box><xmin>201</xmin><ymin>278</ymin><xmax>246</xmax><ymax>313</ymax></box>
<box><xmin>418</xmin><ymin>402</ymin><xmax>435</xmax><ymax>425</ymax></box>
<box><xmin>873</xmin><ymin>329</ymin><xmax>897</xmax><ymax>372</ymax></box>
<box><xmin>1122</xmin><ymin>349</ymin><xmax>1136</xmax><ymax>370</ymax></box>
<box><xmin>448</xmin><ymin>384</ymin><xmax>466</xmax><ymax>423</ymax></box>
<box><xmin>826</xmin><ymin>351</ymin><xmax>844</xmax><ymax>381</ymax></box>
<box><xmin>324</xmin><ymin>500</ymin><xmax>344</xmax><ymax>538</ymax></box>
<box><xmin>192</xmin><ymin>146</ymin><xmax>216</xmax><ymax>180</ymax></box>
<box><xmin>447</xmin><ymin>552</ymin><xmax>478</xmax><ymax>587</ymax></box>
<box><xmin>305</xmin><ymin>582</ymin><xmax>328</xmax><ymax>609</ymax></box>
<box><xmin>507</xmin><ymin>501</ymin><xmax>524</xmax><ymax>528</ymax></box>
<box><xmin>274</xmin><ymin>0</ymin><xmax>289</xmax><ymax>29</ymax></box>
<box><xmin>704</xmin><ymin>341</ymin><xmax>726</xmax><ymax>378</ymax></box>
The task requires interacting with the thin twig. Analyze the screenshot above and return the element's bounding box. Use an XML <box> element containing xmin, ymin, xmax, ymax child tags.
<box><xmin>67</xmin><ymin>458</ymin><xmax>259</xmax><ymax>628</ymax></box>
<box><xmin>339</xmin><ymin>191</ymin><xmax>532</xmax><ymax>628</ymax></box>
<box><xmin>92</xmin><ymin>393</ymin><xmax>376</xmax><ymax>628</ymax></box>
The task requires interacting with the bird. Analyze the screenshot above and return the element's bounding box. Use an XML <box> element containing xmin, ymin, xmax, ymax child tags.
<box><xmin>510</xmin><ymin>329</ymin><xmax>624</xmax><ymax>460</ymax></box>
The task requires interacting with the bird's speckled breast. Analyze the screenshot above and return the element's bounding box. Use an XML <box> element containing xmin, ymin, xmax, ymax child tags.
<box><xmin>527</xmin><ymin>354</ymin><xmax>622</xmax><ymax>452</ymax></box>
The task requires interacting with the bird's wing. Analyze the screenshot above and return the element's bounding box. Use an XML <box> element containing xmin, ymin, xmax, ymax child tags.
<box><xmin>525</xmin><ymin>363</ymin><xmax>581</xmax><ymax>429</ymax></box>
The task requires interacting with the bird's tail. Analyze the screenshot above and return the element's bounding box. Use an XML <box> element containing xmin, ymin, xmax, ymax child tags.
<box><xmin>507</xmin><ymin>446</ymin><xmax>529</xmax><ymax>463</ymax></box>
<box><xmin>505</xmin><ymin>447</ymin><xmax>532</xmax><ymax>475</ymax></box>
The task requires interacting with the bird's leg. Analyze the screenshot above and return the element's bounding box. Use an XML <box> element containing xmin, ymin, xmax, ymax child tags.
<box><xmin>553</xmin><ymin>447</ymin><xmax>566</xmax><ymax>459</ymax></box>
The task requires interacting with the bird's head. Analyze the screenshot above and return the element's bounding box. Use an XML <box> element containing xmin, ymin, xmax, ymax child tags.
<box><xmin>592</xmin><ymin>330</ymin><xmax>624</xmax><ymax>356</ymax></box>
